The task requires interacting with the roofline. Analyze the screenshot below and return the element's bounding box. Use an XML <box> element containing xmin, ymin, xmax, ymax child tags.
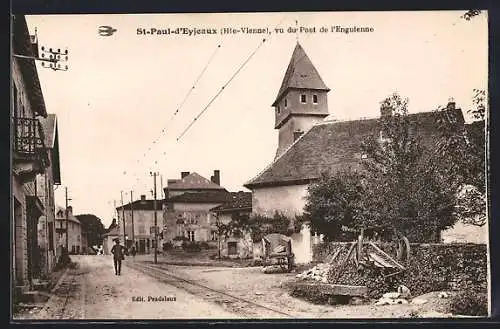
<box><xmin>166</xmin><ymin>199</ymin><xmax>227</xmax><ymax>204</ymax></box>
<box><xmin>275</xmin><ymin>112</ymin><xmax>329</xmax><ymax>129</ymax></box>
<box><xmin>13</xmin><ymin>15</ymin><xmax>47</xmax><ymax>117</ymax></box>
<box><xmin>211</xmin><ymin>206</ymin><xmax>253</xmax><ymax>213</ymax></box>
<box><xmin>164</xmin><ymin>187</ymin><xmax>226</xmax><ymax>191</ymax></box>
<box><xmin>244</xmin><ymin>178</ymin><xmax>317</xmax><ymax>189</ymax></box>
<box><xmin>272</xmin><ymin>86</ymin><xmax>331</xmax><ymax>107</ymax></box>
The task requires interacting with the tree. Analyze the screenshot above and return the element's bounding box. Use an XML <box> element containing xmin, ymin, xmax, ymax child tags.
<box><xmin>361</xmin><ymin>93</ymin><xmax>457</xmax><ymax>242</ymax></box>
<box><xmin>303</xmin><ymin>170</ymin><xmax>368</xmax><ymax>241</ymax></box>
<box><xmin>75</xmin><ymin>214</ymin><xmax>106</xmax><ymax>246</ymax></box>
<box><xmin>433</xmin><ymin>90</ymin><xmax>487</xmax><ymax>226</ymax></box>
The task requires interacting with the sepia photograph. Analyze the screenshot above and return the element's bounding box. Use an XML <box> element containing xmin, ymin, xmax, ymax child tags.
<box><xmin>10</xmin><ymin>10</ymin><xmax>490</xmax><ymax>320</ymax></box>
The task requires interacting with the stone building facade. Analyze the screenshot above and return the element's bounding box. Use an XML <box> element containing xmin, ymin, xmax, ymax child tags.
<box><xmin>11</xmin><ymin>14</ymin><xmax>52</xmax><ymax>296</ymax></box>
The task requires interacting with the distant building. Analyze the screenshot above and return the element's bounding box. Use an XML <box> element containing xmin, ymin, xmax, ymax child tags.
<box><xmin>163</xmin><ymin>170</ymin><xmax>233</xmax><ymax>245</ymax></box>
<box><xmin>244</xmin><ymin>42</ymin><xmax>473</xmax><ymax>263</ymax></box>
<box><xmin>116</xmin><ymin>195</ymin><xmax>163</xmax><ymax>253</ymax></box>
<box><xmin>210</xmin><ymin>192</ymin><xmax>253</xmax><ymax>258</ymax></box>
<box><xmin>102</xmin><ymin>225</ymin><xmax>121</xmax><ymax>255</ymax></box>
<box><xmin>55</xmin><ymin>206</ymin><xmax>84</xmax><ymax>255</ymax></box>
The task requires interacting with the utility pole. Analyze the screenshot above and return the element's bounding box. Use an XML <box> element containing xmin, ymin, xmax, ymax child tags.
<box><xmin>130</xmin><ymin>191</ymin><xmax>135</xmax><ymax>249</ymax></box>
<box><xmin>160</xmin><ymin>175</ymin><xmax>164</xmax><ymax>199</ymax></box>
<box><xmin>121</xmin><ymin>191</ymin><xmax>126</xmax><ymax>245</ymax></box>
<box><xmin>65</xmin><ymin>187</ymin><xmax>69</xmax><ymax>254</ymax></box>
<box><xmin>151</xmin><ymin>172</ymin><xmax>158</xmax><ymax>264</ymax></box>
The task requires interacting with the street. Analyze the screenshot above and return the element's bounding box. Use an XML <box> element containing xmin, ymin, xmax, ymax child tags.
<box><xmin>13</xmin><ymin>255</ymin><xmax>458</xmax><ymax>320</ymax></box>
<box><xmin>17</xmin><ymin>255</ymin><xmax>238</xmax><ymax>320</ymax></box>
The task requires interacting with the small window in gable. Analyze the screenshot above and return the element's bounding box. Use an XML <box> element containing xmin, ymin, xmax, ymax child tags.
<box><xmin>300</xmin><ymin>94</ymin><xmax>307</xmax><ymax>103</ymax></box>
<box><xmin>293</xmin><ymin>130</ymin><xmax>304</xmax><ymax>141</ymax></box>
<box><xmin>312</xmin><ymin>94</ymin><xmax>318</xmax><ymax>104</ymax></box>
<box><xmin>277</xmin><ymin>106</ymin><xmax>280</xmax><ymax>114</ymax></box>
<box><xmin>284</xmin><ymin>98</ymin><xmax>288</xmax><ymax>108</ymax></box>
<box><xmin>361</xmin><ymin>153</ymin><xmax>368</xmax><ymax>160</ymax></box>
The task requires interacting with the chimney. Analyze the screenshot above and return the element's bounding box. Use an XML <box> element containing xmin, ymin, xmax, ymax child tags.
<box><xmin>140</xmin><ymin>195</ymin><xmax>146</xmax><ymax>202</ymax></box>
<box><xmin>212</xmin><ymin>170</ymin><xmax>220</xmax><ymax>185</ymax></box>
<box><xmin>446</xmin><ymin>97</ymin><xmax>456</xmax><ymax>111</ymax></box>
<box><xmin>67</xmin><ymin>206</ymin><xmax>73</xmax><ymax>216</ymax></box>
<box><xmin>380</xmin><ymin>104</ymin><xmax>392</xmax><ymax>117</ymax></box>
<box><xmin>181</xmin><ymin>171</ymin><xmax>190</xmax><ymax>179</ymax></box>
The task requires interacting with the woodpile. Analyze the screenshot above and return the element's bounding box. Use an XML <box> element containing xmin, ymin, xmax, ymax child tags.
<box><xmin>295</xmin><ymin>263</ymin><xmax>330</xmax><ymax>282</ymax></box>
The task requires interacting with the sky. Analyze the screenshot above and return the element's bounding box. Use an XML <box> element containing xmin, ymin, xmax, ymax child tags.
<box><xmin>24</xmin><ymin>11</ymin><xmax>488</xmax><ymax>228</ymax></box>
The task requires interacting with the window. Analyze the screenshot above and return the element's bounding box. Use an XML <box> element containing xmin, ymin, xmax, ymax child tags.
<box><xmin>361</xmin><ymin>153</ymin><xmax>368</xmax><ymax>160</ymax></box>
<box><xmin>293</xmin><ymin>130</ymin><xmax>304</xmax><ymax>141</ymax></box>
<box><xmin>187</xmin><ymin>230</ymin><xmax>195</xmax><ymax>242</ymax></box>
<box><xmin>284</xmin><ymin>98</ymin><xmax>288</xmax><ymax>108</ymax></box>
<box><xmin>277</xmin><ymin>106</ymin><xmax>280</xmax><ymax>114</ymax></box>
<box><xmin>211</xmin><ymin>230</ymin><xmax>218</xmax><ymax>241</ymax></box>
<box><xmin>138</xmin><ymin>225</ymin><xmax>145</xmax><ymax>234</ymax></box>
<box><xmin>312</xmin><ymin>94</ymin><xmax>318</xmax><ymax>104</ymax></box>
<box><xmin>300</xmin><ymin>94</ymin><xmax>307</xmax><ymax>103</ymax></box>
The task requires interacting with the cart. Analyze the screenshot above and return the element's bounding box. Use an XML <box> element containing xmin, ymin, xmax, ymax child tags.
<box><xmin>262</xmin><ymin>233</ymin><xmax>295</xmax><ymax>272</ymax></box>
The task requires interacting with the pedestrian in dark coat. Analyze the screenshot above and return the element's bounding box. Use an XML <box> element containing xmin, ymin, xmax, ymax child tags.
<box><xmin>111</xmin><ymin>238</ymin><xmax>125</xmax><ymax>275</ymax></box>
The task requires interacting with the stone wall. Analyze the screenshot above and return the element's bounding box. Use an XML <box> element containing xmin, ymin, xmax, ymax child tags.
<box><xmin>313</xmin><ymin>242</ymin><xmax>488</xmax><ymax>299</ymax></box>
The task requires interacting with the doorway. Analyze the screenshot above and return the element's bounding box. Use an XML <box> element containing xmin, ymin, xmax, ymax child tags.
<box><xmin>139</xmin><ymin>239</ymin><xmax>146</xmax><ymax>254</ymax></box>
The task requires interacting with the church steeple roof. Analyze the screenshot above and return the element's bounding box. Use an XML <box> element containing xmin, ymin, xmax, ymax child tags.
<box><xmin>272</xmin><ymin>42</ymin><xmax>330</xmax><ymax>106</ymax></box>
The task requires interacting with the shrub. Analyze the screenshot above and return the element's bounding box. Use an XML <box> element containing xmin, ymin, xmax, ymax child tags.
<box><xmin>163</xmin><ymin>242</ymin><xmax>173</xmax><ymax>251</ymax></box>
<box><xmin>173</xmin><ymin>236</ymin><xmax>189</xmax><ymax>241</ymax></box>
<box><xmin>447</xmin><ymin>290</ymin><xmax>488</xmax><ymax>316</ymax></box>
<box><xmin>199</xmin><ymin>242</ymin><xmax>209</xmax><ymax>249</ymax></box>
<box><xmin>182</xmin><ymin>241</ymin><xmax>201</xmax><ymax>252</ymax></box>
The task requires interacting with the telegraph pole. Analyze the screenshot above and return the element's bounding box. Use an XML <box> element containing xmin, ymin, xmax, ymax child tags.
<box><xmin>65</xmin><ymin>187</ymin><xmax>69</xmax><ymax>254</ymax></box>
<box><xmin>151</xmin><ymin>172</ymin><xmax>158</xmax><ymax>264</ymax></box>
<box><xmin>130</xmin><ymin>191</ymin><xmax>135</xmax><ymax>249</ymax></box>
<box><xmin>121</xmin><ymin>191</ymin><xmax>126</xmax><ymax>245</ymax></box>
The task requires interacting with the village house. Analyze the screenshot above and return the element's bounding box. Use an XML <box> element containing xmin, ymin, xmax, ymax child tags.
<box><xmin>244</xmin><ymin>42</ymin><xmax>481</xmax><ymax>264</ymax></box>
<box><xmin>163</xmin><ymin>170</ymin><xmax>231</xmax><ymax>245</ymax></box>
<box><xmin>102</xmin><ymin>221</ymin><xmax>121</xmax><ymax>255</ymax></box>
<box><xmin>55</xmin><ymin>206</ymin><xmax>85</xmax><ymax>255</ymax></box>
<box><xmin>12</xmin><ymin>14</ymin><xmax>54</xmax><ymax>296</ymax></box>
<box><xmin>116</xmin><ymin>195</ymin><xmax>163</xmax><ymax>254</ymax></box>
<box><xmin>36</xmin><ymin>114</ymin><xmax>61</xmax><ymax>277</ymax></box>
<box><xmin>210</xmin><ymin>191</ymin><xmax>253</xmax><ymax>258</ymax></box>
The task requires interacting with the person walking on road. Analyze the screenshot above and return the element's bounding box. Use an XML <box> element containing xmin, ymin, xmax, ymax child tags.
<box><xmin>111</xmin><ymin>238</ymin><xmax>125</xmax><ymax>275</ymax></box>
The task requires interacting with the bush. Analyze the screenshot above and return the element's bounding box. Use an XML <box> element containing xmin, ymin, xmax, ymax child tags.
<box><xmin>173</xmin><ymin>236</ymin><xmax>189</xmax><ymax>241</ymax></box>
<box><xmin>182</xmin><ymin>241</ymin><xmax>201</xmax><ymax>252</ymax></box>
<box><xmin>163</xmin><ymin>242</ymin><xmax>173</xmax><ymax>251</ymax></box>
<box><xmin>199</xmin><ymin>242</ymin><xmax>209</xmax><ymax>249</ymax></box>
<box><xmin>447</xmin><ymin>290</ymin><xmax>488</xmax><ymax>316</ymax></box>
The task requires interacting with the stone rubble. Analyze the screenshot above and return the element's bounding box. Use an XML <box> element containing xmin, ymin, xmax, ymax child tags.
<box><xmin>295</xmin><ymin>263</ymin><xmax>330</xmax><ymax>283</ymax></box>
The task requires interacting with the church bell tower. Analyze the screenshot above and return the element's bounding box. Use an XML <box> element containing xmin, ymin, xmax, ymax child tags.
<box><xmin>272</xmin><ymin>42</ymin><xmax>330</xmax><ymax>159</ymax></box>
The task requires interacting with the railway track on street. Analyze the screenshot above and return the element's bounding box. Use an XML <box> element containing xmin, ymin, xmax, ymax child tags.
<box><xmin>125</xmin><ymin>261</ymin><xmax>294</xmax><ymax>319</ymax></box>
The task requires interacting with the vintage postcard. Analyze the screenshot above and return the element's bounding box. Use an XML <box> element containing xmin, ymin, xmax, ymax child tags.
<box><xmin>11</xmin><ymin>10</ymin><xmax>490</xmax><ymax>321</ymax></box>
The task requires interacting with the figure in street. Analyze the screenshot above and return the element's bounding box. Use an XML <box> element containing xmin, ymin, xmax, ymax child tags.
<box><xmin>131</xmin><ymin>244</ymin><xmax>137</xmax><ymax>258</ymax></box>
<box><xmin>111</xmin><ymin>238</ymin><xmax>125</xmax><ymax>275</ymax></box>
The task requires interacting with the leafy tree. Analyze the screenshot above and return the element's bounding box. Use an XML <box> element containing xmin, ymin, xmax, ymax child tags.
<box><xmin>360</xmin><ymin>93</ymin><xmax>457</xmax><ymax>242</ymax></box>
<box><xmin>303</xmin><ymin>170</ymin><xmax>368</xmax><ymax>241</ymax></box>
<box><xmin>75</xmin><ymin>214</ymin><xmax>106</xmax><ymax>246</ymax></box>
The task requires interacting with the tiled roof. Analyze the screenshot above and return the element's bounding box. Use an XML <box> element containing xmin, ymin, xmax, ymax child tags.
<box><xmin>167</xmin><ymin>172</ymin><xmax>224</xmax><ymax>190</ymax></box>
<box><xmin>55</xmin><ymin>206</ymin><xmax>81</xmax><ymax>224</ymax></box>
<box><xmin>13</xmin><ymin>15</ymin><xmax>47</xmax><ymax>117</ymax></box>
<box><xmin>272</xmin><ymin>42</ymin><xmax>330</xmax><ymax>106</ymax></box>
<box><xmin>245</xmin><ymin>109</ymin><xmax>465</xmax><ymax>188</ymax></box>
<box><xmin>167</xmin><ymin>190</ymin><xmax>232</xmax><ymax>203</ymax></box>
<box><xmin>116</xmin><ymin>199</ymin><xmax>164</xmax><ymax>211</ymax></box>
<box><xmin>103</xmin><ymin>225</ymin><xmax>121</xmax><ymax>237</ymax></box>
<box><xmin>210</xmin><ymin>192</ymin><xmax>252</xmax><ymax>213</ymax></box>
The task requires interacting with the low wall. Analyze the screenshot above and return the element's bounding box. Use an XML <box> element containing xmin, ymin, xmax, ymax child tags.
<box><xmin>313</xmin><ymin>242</ymin><xmax>488</xmax><ymax>299</ymax></box>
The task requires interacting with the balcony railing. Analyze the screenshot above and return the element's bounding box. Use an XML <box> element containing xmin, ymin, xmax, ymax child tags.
<box><xmin>13</xmin><ymin>117</ymin><xmax>48</xmax><ymax>164</ymax></box>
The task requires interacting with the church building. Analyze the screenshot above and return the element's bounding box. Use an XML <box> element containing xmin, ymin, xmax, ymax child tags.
<box><xmin>244</xmin><ymin>42</ymin><xmax>470</xmax><ymax>263</ymax></box>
